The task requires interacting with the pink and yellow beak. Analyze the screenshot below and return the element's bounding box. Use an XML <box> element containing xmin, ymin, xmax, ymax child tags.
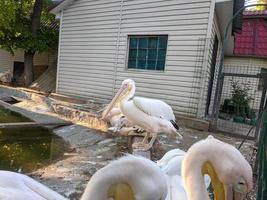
<box><xmin>202</xmin><ymin>162</ymin><xmax>250</xmax><ymax>200</ymax></box>
<box><xmin>102</xmin><ymin>84</ymin><xmax>128</xmax><ymax>120</ymax></box>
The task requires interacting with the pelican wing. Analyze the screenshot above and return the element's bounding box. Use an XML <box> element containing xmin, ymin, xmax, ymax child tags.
<box><xmin>0</xmin><ymin>171</ymin><xmax>67</xmax><ymax>200</ymax></box>
<box><xmin>133</xmin><ymin>97</ymin><xmax>175</xmax><ymax>120</ymax></box>
<box><xmin>23</xmin><ymin>174</ymin><xmax>68</xmax><ymax>200</ymax></box>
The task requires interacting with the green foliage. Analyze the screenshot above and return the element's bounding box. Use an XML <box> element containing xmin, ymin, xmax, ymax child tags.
<box><xmin>221</xmin><ymin>79</ymin><xmax>256</xmax><ymax>120</ymax></box>
<box><xmin>0</xmin><ymin>0</ymin><xmax>58</xmax><ymax>54</ymax></box>
<box><xmin>230</xmin><ymin>78</ymin><xmax>254</xmax><ymax>107</ymax></box>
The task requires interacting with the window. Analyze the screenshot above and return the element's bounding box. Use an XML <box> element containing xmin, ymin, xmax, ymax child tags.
<box><xmin>127</xmin><ymin>35</ymin><xmax>168</xmax><ymax>71</ymax></box>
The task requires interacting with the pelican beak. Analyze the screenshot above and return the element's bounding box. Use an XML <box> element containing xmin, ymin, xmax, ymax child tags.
<box><xmin>108</xmin><ymin>183</ymin><xmax>135</xmax><ymax>200</ymax></box>
<box><xmin>102</xmin><ymin>84</ymin><xmax>128</xmax><ymax>120</ymax></box>
<box><xmin>225</xmin><ymin>177</ymin><xmax>249</xmax><ymax>200</ymax></box>
<box><xmin>175</xmin><ymin>130</ymin><xmax>183</xmax><ymax>139</ymax></box>
<box><xmin>225</xmin><ymin>185</ymin><xmax>246</xmax><ymax>200</ymax></box>
<box><xmin>202</xmin><ymin>162</ymin><xmax>225</xmax><ymax>200</ymax></box>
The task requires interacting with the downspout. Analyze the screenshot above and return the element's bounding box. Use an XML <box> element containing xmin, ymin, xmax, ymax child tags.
<box><xmin>112</xmin><ymin>0</ymin><xmax>124</xmax><ymax>97</ymax></box>
<box><xmin>196</xmin><ymin>0</ymin><xmax>216</xmax><ymax>118</ymax></box>
<box><xmin>55</xmin><ymin>11</ymin><xmax>63</xmax><ymax>93</ymax></box>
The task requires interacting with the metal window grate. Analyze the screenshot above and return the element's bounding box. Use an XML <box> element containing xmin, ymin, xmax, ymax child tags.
<box><xmin>128</xmin><ymin>35</ymin><xmax>168</xmax><ymax>71</ymax></box>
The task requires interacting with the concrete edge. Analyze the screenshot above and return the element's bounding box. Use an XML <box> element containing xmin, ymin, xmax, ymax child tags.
<box><xmin>176</xmin><ymin>115</ymin><xmax>210</xmax><ymax>132</ymax></box>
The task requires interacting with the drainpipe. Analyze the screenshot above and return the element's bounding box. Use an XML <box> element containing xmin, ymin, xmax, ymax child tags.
<box><xmin>55</xmin><ymin>11</ymin><xmax>63</xmax><ymax>93</ymax></box>
<box><xmin>112</xmin><ymin>0</ymin><xmax>124</xmax><ymax>98</ymax></box>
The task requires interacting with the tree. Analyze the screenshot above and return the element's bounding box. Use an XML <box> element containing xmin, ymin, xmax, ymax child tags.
<box><xmin>0</xmin><ymin>0</ymin><xmax>58</xmax><ymax>86</ymax></box>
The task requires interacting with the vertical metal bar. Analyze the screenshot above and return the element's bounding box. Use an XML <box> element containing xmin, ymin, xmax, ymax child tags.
<box><xmin>256</xmin><ymin>98</ymin><xmax>267</xmax><ymax>200</ymax></box>
<box><xmin>255</xmin><ymin>77</ymin><xmax>267</xmax><ymax>141</ymax></box>
<box><xmin>214</xmin><ymin>74</ymin><xmax>225</xmax><ymax>121</ymax></box>
<box><xmin>112</xmin><ymin>0</ymin><xmax>124</xmax><ymax>96</ymax></box>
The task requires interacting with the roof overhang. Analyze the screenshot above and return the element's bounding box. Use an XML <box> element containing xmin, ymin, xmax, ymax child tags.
<box><xmin>215</xmin><ymin>0</ymin><xmax>235</xmax><ymax>55</ymax></box>
<box><xmin>50</xmin><ymin>0</ymin><xmax>75</xmax><ymax>15</ymax></box>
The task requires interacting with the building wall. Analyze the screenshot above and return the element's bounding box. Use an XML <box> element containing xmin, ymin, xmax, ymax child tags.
<box><xmin>199</xmin><ymin>13</ymin><xmax>223</xmax><ymax>118</ymax></box>
<box><xmin>222</xmin><ymin>56</ymin><xmax>267</xmax><ymax>111</ymax></box>
<box><xmin>57</xmin><ymin>0</ymin><xmax>121</xmax><ymax>102</ymax></box>
<box><xmin>13</xmin><ymin>50</ymin><xmax>50</xmax><ymax>66</ymax></box>
<box><xmin>0</xmin><ymin>49</ymin><xmax>55</xmax><ymax>74</ymax></box>
<box><xmin>0</xmin><ymin>50</ymin><xmax>13</xmax><ymax>73</ymax></box>
<box><xmin>57</xmin><ymin>0</ymin><xmax>213</xmax><ymax>117</ymax></box>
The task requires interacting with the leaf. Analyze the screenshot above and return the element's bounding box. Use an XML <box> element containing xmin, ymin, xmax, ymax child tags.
<box><xmin>0</xmin><ymin>0</ymin><xmax>58</xmax><ymax>54</ymax></box>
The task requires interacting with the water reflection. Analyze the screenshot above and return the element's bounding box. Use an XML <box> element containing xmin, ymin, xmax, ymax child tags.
<box><xmin>0</xmin><ymin>106</ymin><xmax>30</xmax><ymax>123</ymax></box>
<box><xmin>0</xmin><ymin>106</ymin><xmax>67</xmax><ymax>172</ymax></box>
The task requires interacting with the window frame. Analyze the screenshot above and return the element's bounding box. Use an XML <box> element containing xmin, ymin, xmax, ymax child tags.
<box><xmin>126</xmin><ymin>35</ymin><xmax>168</xmax><ymax>72</ymax></box>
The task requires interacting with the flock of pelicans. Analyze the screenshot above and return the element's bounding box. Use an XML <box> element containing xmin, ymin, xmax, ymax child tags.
<box><xmin>0</xmin><ymin>79</ymin><xmax>253</xmax><ymax>199</ymax></box>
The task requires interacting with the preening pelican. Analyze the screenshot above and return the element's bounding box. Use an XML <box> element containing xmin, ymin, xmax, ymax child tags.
<box><xmin>0</xmin><ymin>171</ymin><xmax>67</xmax><ymax>200</ymax></box>
<box><xmin>182</xmin><ymin>135</ymin><xmax>253</xmax><ymax>200</ymax></box>
<box><xmin>102</xmin><ymin>79</ymin><xmax>182</xmax><ymax>151</ymax></box>
<box><xmin>81</xmin><ymin>155</ymin><xmax>168</xmax><ymax>200</ymax></box>
<box><xmin>105</xmin><ymin>107</ymin><xmax>144</xmax><ymax>136</ymax></box>
<box><xmin>157</xmin><ymin>148</ymin><xmax>211</xmax><ymax>200</ymax></box>
<box><xmin>157</xmin><ymin>148</ymin><xmax>186</xmax><ymax>175</ymax></box>
<box><xmin>82</xmin><ymin>136</ymin><xmax>252</xmax><ymax>200</ymax></box>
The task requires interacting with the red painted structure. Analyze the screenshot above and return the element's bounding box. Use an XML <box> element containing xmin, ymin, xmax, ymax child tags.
<box><xmin>234</xmin><ymin>10</ymin><xmax>267</xmax><ymax>57</ymax></box>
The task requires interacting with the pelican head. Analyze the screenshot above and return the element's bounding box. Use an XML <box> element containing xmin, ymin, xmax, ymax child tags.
<box><xmin>182</xmin><ymin>135</ymin><xmax>253</xmax><ymax>200</ymax></box>
<box><xmin>102</xmin><ymin>79</ymin><xmax>136</xmax><ymax>119</ymax></box>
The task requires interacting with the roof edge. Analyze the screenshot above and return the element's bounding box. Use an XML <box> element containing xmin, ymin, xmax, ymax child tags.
<box><xmin>50</xmin><ymin>0</ymin><xmax>75</xmax><ymax>14</ymax></box>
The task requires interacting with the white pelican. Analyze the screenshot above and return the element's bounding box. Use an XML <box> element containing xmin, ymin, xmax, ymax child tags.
<box><xmin>157</xmin><ymin>148</ymin><xmax>211</xmax><ymax>200</ymax></box>
<box><xmin>0</xmin><ymin>170</ymin><xmax>67</xmax><ymax>200</ymax></box>
<box><xmin>102</xmin><ymin>79</ymin><xmax>182</xmax><ymax>151</ymax></box>
<box><xmin>82</xmin><ymin>136</ymin><xmax>252</xmax><ymax>200</ymax></box>
<box><xmin>157</xmin><ymin>148</ymin><xmax>186</xmax><ymax>175</ymax></box>
<box><xmin>182</xmin><ymin>135</ymin><xmax>253</xmax><ymax>200</ymax></box>
<box><xmin>81</xmin><ymin>155</ymin><xmax>168</xmax><ymax>200</ymax></box>
<box><xmin>105</xmin><ymin>107</ymin><xmax>144</xmax><ymax>135</ymax></box>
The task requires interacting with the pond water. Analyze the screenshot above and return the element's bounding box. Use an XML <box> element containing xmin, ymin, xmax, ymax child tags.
<box><xmin>0</xmin><ymin>106</ymin><xmax>67</xmax><ymax>172</ymax></box>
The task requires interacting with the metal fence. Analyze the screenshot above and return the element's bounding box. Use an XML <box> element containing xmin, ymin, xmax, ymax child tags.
<box><xmin>210</xmin><ymin>67</ymin><xmax>267</xmax><ymax>139</ymax></box>
<box><xmin>256</xmin><ymin>104</ymin><xmax>267</xmax><ymax>200</ymax></box>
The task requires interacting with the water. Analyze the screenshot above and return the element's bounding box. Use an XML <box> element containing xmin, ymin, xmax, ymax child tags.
<box><xmin>0</xmin><ymin>106</ymin><xmax>67</xmax><ymax>172</ymax></box>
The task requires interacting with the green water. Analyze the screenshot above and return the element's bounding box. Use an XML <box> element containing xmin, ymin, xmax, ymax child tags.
<box><xmin>0</xmin><ymin>106</ymin><xmax>30</xmax><ymax>123</ymax></box>
<box><xmin>0</xmin><ymin>106</ymin><xmax>67</xmax><ymax>172</ymax></box>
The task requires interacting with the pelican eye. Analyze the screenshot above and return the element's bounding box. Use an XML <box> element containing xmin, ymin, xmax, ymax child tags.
<box><xmin>233</xmin><ymin>177</ymin><xmax>248</xmax><ymax>194</ymax></box>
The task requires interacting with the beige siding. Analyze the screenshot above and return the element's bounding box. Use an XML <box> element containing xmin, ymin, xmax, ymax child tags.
<box><xmin>0</xmin><ymin>50</ymin><xmax>13</xmax><ymax>73</ymax></box>
<box><xmin>57</xmin><ymin>0</ymin><xmax>212</xmax><ymax>116</ymax></box>
<box><xmin>34</xmin><ymin>53</ymin><xmax>49</xmax><ymax>66</ymax></box>
<box><xmin>57</xmin><ymin>0</ymin><xmax>121</xmax><ymax>102</ymax></box>
<box><xmin>0</xmin><ymin>49</ymin><xmax>54</xmax><ymax>75</ymax></box>
<box><xmin>13</xmin><ymin>50</ymin><xmax>24</xmax><ymax>62</ymax></box>
<box><xmin>48</xmin><ymin>51</ymin><xmax>58</xmax><ymax>67</ymax></box>
<box><xmin>13</xmin><ymin>50</ymin><xmax>50</xmax><ymax>65</ymax></box>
